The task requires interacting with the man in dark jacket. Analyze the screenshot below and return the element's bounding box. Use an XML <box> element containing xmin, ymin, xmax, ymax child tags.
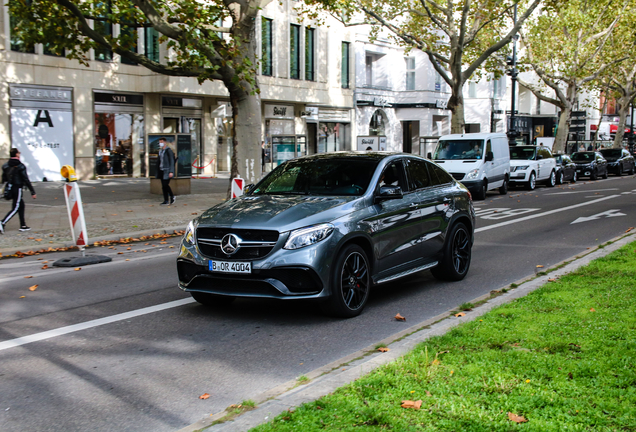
<box><xmin>1</xmin><ymin>148</ymin><xmax>36</xmax><ymax>233</ymax></box>
<box><xmin>156</xmin><ymin>137</ymin><xmax>176</xmax><ymax>205</ymax></box>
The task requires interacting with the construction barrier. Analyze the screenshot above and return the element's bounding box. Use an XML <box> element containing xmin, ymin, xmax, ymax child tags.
<box><xmin>61</xmin><ymin>166</ymin><xmax>88</xmax><ymax>250</ymax></box>
<box><xmin>231</xmin><ymin>177</ymin><xmax>244</xmax><ymax>199</ymax></box>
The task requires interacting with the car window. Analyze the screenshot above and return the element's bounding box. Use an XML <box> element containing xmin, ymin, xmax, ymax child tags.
<box><xmin>428</xmin><ymin>162</ymin><xmax>454</xmax><ymax>186</ymax></box>
<box><xmin>571</xmin><ymin>152</ymin><xmax>594</xmax><ymax>162</ymax></box>
<box><xmin>406</xmin><ymin>158</ymin><xmax>431</xmax><ymax>190</ymax></box>
<box><xmin>378</xmin><ymin>160</ymin><xmax>407</xmax><ymax>191</ymax></box>
<box><xmin>433</xmin><ymin>139</ymin><xmax>483</xmax><ymax>160</ymax></box>
<box><xmin>538</xmin><ymin>148</ymin><xmax>552</xmax><ymax>159</ymax></box>
<box><xmin>486</xmin><ymin>140</ymin><xmax>492</xmax><ymax>154</ymax></box>
<box><xmin>510</xmin><ymin>146</ymin><xmax>537</xmax><ymax>160</ymax></box>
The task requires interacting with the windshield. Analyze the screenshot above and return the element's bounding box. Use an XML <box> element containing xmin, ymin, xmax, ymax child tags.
<box><xmin>600</xmin><ymin>149</ymin><xmax>621</xmax><ymax>159</ymax></box>
<box><xmin>433</xmin><ymin>140</ymin><xmax>484</xmax><ymax>160</ymax></box>
<box><xmin>251</xmin><ymin>158</ymin><xmax>379</xmax><ymax>196</ymax></box>
<box><xmin>509</xmin><ymin>146</ymin><xmax>537</xmax><ymax>160</ymax></box>
<box><xmin>571</xmin><ymin>152</ymin><xmax>594</xmax><ymax>162</ymax></box>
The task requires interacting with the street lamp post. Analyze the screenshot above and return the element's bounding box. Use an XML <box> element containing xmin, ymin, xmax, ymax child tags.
<box><xmin>507</xmin><ymin>4</ymin><xmax>519</xmax><ymax>146</ymax></box>
<box><xmin>629</xmin><ymin>99</ymin><xmax>635</xmax><ymax>154</ymax></box>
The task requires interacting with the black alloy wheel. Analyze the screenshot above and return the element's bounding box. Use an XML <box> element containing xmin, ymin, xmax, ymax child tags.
<box><xmin>431</xmin><ymin>222</ymin><xmax>472</xmax><ymax>281</ymax></box>
<box><xmin>324</xmin><ymin>244</ymin><xmax>371</xmax><ymax>318</ymax></box>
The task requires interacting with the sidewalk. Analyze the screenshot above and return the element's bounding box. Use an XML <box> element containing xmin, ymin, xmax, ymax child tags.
<box><xmin>0</xmin><ymin>177</ymin><xmax>229</xmax><ymax>255</ymax></box>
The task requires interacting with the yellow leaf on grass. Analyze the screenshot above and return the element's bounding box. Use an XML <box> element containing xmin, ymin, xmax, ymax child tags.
<box><xmin>28</xmin><ymin>284</ymin><xmax>38</xmax><ymax>291</ymax></box>
<box><xmin>508</xmin><ymin>412</ymin><xmax>528</xmax><ymax>423</ymax></box>
<box><xmin>199</xmin><ymin>393</ymin><xmax>210</xmax><ymax>400</ymax></box>
<box><xmin>395</xmin><ymin>313</ymin><xmax>406</xmax><ymax>321</ymax></box>
<box><xmin>590</xmin><ymin>308</ymin><xmax>596</xmax><ymax>312</ymax></box>
<box><xmin>401</xmin><ymin>400</ymin><xmax>422</xmax><ymax>410</ymax></box>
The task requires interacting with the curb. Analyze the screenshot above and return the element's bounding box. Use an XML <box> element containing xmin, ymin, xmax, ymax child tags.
<box><xmin>0</xmin><ymin>225</ymin><xmax>188</xmax><ymax>257</ymax></box>
<box><xmin>178</xmin><ymin>231</ymin><xmax>636</xmax><ymax>432</ymax></box>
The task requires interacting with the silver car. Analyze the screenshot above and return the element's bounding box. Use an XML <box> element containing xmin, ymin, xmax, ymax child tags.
<box><xmin>178</xmin><ymin>152</ymin><xmax>475</xmax><ymax>317</ymax></box>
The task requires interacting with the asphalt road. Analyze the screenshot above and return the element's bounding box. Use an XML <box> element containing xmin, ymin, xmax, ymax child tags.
<box><xmin>1</xmin><ymin>175</ymin><xmax>635</xmax><ymax>432</ymax></box>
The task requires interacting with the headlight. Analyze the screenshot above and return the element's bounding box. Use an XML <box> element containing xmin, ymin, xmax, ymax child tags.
<box><xmin>512</xmin><ymin>165</ymin><xmax>529</xmax><ymax>172</ymax></box>
<box><xmin>183</xmin><ymin>221</ymin><xmax>195</xmax><ymax>245</ymax></box>
<box><xmin>463</xmin><ymin>169</ymin><xmax>480</xmax><ymax>180</ymax></box>
<box><xmin>284</xmin><ymin>224</ymin><xmax>334</xmax><ymax>250</ymax></box>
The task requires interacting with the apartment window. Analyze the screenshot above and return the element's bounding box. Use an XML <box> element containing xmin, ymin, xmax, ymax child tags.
<box><xmin>405</xmin><ymin>57</ymin><xmax>415</xmax><ymax>90</ymax></box>
<box><xmin>43</xmin><ymin>43</ymin><xmax>63</xmax><ymax>57</ymax></box>
<box><xmin>262</xmin><ymin>17</ymin><xmax>273</xmax><ymax>76</ymax></box>
<box><xmin>94</xmin><ymin>2</ymin><xmax>113</xmax><ymax>61</ymax></box>
<box><xmin>290</xmin><ymin>24</ymin><xmax>300</xmax><ymax>79</ymax></box>
<box><xmin>365</xmin><ymin>54</ymin><xmax>373</xmax><ymax>86</ymax></box>
<box><xmin>120</xmin><ymin>26</ymin><xmax>138</xmax><ymax>65</ymax></box>
<box><xmin>341</xmin><ymin>42</ymin><xmax>350</xmax><ymax>88</ymax></box>
<box><xmin>144</xmin><ymin>27</ymin><xmax>160</xmax><ymax>62</ymax></box>
<box><xmin>10</xmin><ymin>5</ymin><xmax>35</xmax><ymax>53</ymax></box>
<box><xmin>305</xmin><ymin>28</ymin><xmax>315</xmax><ymax>81</ymax></box>
<box><xmin>493</xmin><ymin>76</ymin><xmax>505</xmax><ymax>97</ymax></box>
<box><xmin>469</xmin><ymin>81</ymin><xmax>477</xmax><ymax>98</ymax></box>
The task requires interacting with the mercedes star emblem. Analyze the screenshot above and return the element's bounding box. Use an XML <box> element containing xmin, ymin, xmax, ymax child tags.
<box><xmin>221</xmin><ymin>234</ymin><xmax>241</xmax><ymax>255</ymax></box>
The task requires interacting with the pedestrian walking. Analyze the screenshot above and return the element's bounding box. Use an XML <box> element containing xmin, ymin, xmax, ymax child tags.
<box><xmin>1</xmin><ymin>148</ymin><xmax>36</xmax><ymax>233</ymax></box>
<box><xmin>156</xmin><ymin>137</ymin><xmax>176</xmax><ymax>205</ymax></box>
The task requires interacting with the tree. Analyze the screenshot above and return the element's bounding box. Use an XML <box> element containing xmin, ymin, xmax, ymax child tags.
<box><xmin>9</xmin><ymin>0</ymin><xmax>269</xmax><ymax>192</ymax></box>
<box><xmin>301</xmin><ymin>0</ymin><xmax>540</xmax><ymax>133</ymax></box>
<box><xmin>515</xmin><ymin>0</ymin><xmax>630</xmax><ymax>153</ymax></box>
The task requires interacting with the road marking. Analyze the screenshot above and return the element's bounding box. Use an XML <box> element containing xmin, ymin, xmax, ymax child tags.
<box><xmin>475</xmin><ymin>208</ymin><xmax>540</xmax><ymax>220</ymax></box>
<box><xmin>571</xmin><ymin>209</ymin><xmax>626</xmax><ymax>224</ymax></box>
<box><xmin>0</xmin><ymin>297</ymin><xmax>195</xmax><ymax>352</ymax></box>
<box><xmin>475</xmin><ymin>195</ymin><xmax>620</xmax><ymax>233</ymax></box>
<box><xmin>546</xmin><ymin>188</ymin><xmax>619</xmax><ymax>195</ymax></box>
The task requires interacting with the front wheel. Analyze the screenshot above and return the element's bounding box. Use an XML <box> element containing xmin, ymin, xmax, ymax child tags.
<box><xmin>499</xmin><ymin>177</ymin><xmax>508</xmax><ymax>195</ymax></box>
<box><xmin>546</xmin><ymin>170</ymin><xmax>556</xmax><ymax>187</ymax></box>
<box><xmin>431</xmin><ymin>222</ymin><xmax>472</xmax><ymax>281</ymax></box>
<box><xmin>191</xmin><ymin>292</ymin><xmax>236</xmax><ymax>307</ymax></box>
<box><xmin>571</xmin><ymin>171</ymin><xmax>577</xmax><ymax>183</ymax></box>
<box><xmin>602</xmin><ymin>169</ymin><xmax>608</xmax><ymax>179</ymax></box>
<box><xmin>526</xmin><ymin>172</ymin><xmax>536</xmax><ymax>190</ymax></box>
<box><xmin>322</xmin><ymin>244</ymin><xmax>371</xmax><ymax>318</ymax></box>
<box><xmin>590</xmin><ymin>169</ymin><xmax>598</xmax><ymax>180</ymax></box>
<box><xmin>556</xmin><ymin>170</ymin><xmax>563</xmax><ymax>185</ymax></box>
<box><xmin>474</xmin><ymin>183</ymin><xmax>487</xmax><ymax>200</ymax></box>
<box><xmin>629</xmin><ymin>164</ymin><xmax>635</xmax><ymax>175</ymax></box>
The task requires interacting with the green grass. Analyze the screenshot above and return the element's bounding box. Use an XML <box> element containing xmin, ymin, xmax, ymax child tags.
<box><xmin>250</xmin><ymin>242</ymin><xmax>636</xmax><ymax>431</ymax></box>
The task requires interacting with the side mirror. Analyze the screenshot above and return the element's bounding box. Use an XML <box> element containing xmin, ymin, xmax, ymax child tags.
<box><xmin>427</xmin><ymin>152</ymin><xmax>433</xmax><ymax>159</ymax></box>
<box><xmin>375</xmin><ymin>186</ymin><xmax>403</xmax><ymax>203</ymax></box>
<box><xmin>485</xmin><ymin>151</ymin><xmax>494</xmax><ymax>162</ymax></box>
<box><xmin>537</xmin><ymin>154</ymin><xmax>544</xmax><ymax>160</ymax></box>
<box><xmin>244</xmin><ymin>184</ymin><xmax>255</xmax><ymax>194</ymax></box>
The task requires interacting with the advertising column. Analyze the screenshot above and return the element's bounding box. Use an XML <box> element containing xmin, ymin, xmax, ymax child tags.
<box><xmin>10</xmin><ymin>84</ymin><xmax>74</xmax><ymax>182</ymax></box>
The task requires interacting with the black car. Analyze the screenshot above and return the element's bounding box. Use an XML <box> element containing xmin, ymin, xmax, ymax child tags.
<box><xmin>178</xmin><ymin>152</ymin><xmax>476</xmax><ymax>317</ymax></box>
<box><xmin>571</xmin><ymin>151</ymin><xmax>608</xmax><ymax>180</ymax></box>
<box><xmin>554</xmin><ymin>154</ymin><xmax>577</xmax><ymax>184</ymax></box>
<box><xmin>599</xmin><ymin>148</ymin><xmax>635</xmax><ymax>176</ymax></box>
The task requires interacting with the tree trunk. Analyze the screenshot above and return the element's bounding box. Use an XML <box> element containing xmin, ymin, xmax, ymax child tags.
<box><xmin>612</xmin><ymin>96</ymin><xmax>630</xmax><ymax>149</ymax></box>
<box><xmin>553</xmin><ymin>106</ymin><xmax>572</xmax><ymax>154</ymax></box>
<box><xmin>448</xmin><ymin>85</ymin><xmax>465</xmax><ymax>134</ymax></box>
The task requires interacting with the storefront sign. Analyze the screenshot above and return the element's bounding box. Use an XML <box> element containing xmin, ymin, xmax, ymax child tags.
<box><xmin>11</xmin><ymin>85</ymin><xmax>72</xmax><ymax>103</ymax></box>
<box><xmin>303</xmin><ymin>106</ymin><xmax>319</xmax><ymax>121</ymax></box>
<box><xmin>11</xmin><ymin>108</ymin><xmax>74</xmax><ymax>181</ymax></box>
<box><xmin>319</xmin><ymin>108</ymin><xmax>351</xmax><ymax>122</ymax></box>
<box><xmin>436</xmin><ymin>99</ymin><xmax>448</xmax><ymax>109</ymax></box>
<box><xmin>265</xmin><ymin>104</ymin><xmax>295</xmax><ymax>119</ymax></box>
<box><xmin>357</xmin><ymin>136</ymin><xmax>386</xmax><ymax>151</ymax></box>
<box><xmin>94</xmin><ymin>92</ymin><xmax>144</xmax><ymax>105</ymax></box>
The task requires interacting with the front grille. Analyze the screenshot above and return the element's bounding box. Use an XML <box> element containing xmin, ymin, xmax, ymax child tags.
<box><xmin>196</xmin><ymin>228</ymin><xmax>279</xmax><ymax>260</ymax></box>
<box><xmin>451</xmin><ymin>172</ymin><xmax>465</xmax><ymax>181</ymax></box>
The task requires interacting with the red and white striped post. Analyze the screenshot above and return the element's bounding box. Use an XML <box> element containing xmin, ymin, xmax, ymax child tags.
<box><xmin>62</xmin><ymin>178</ymin><xmax>88</xmax><ymax>255</ymax></box>
<box><xmin>231</xmin><ymin>177</ymin><xmax>244</xmax><ymax>199</ymax></box>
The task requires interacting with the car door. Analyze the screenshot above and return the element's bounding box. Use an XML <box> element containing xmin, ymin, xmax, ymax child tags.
<box><xmin>596</xmin><ymin>153</ymin><xmax>607</xmax><ymax>175</ymax></box>
<box><xmin>537</xmin><ymin>147</ymin><xmax>553</xmax><ymax>180</ymax></box>
<box><xmin>369</xmin><ymin>159</ymin><xmax>425</xmax><ymax>275</ymax></box>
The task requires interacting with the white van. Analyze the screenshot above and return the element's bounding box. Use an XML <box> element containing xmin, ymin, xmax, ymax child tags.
<box><xmin>430</xmin><ymin>133</ymin><xmax>510</xmax><ymax>200</ymax></box>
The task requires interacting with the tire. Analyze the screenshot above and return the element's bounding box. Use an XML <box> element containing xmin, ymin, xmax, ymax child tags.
<box><xmin>473</xmin><ymin>182</ymin><xmax>487</xmax><ymax>200</ymax></box>
<box><xmin>546</xmin><ymin>170</ymin><xmax>556</xmax><ymax>187</ymax></box>
<box><xmin>431</xmin><ymin>222</ymin><xmax>472</xmax><ymax>281</ymax></box>
<box><xmin>617</xmin><ymin>166</ymin><xmax>623</xmax><ymax>176</ymax></box>
<box><xmin>602</xmin><ymin>168</ymin><xmax>608</xmax><ymax>179</ymax></box>
<box><xmin>191</xmin><ymin>292</ymin><xmax>236</xmax><ymax>307</ymax></box>
<box><xmin>590</xmin><ymin>169</ymin><xmax>597</xmax><ymax>180</ymax></box>
<box><xmin>499</xmin><ymin>177</ymin><xmax>508</xmax><ymax>195</ymax></box>
<box><xmin>556</xmin><ymin>170</ymin><xmax>563</xmax><ymax>185</ymax></box>
<box><xmin>526</xmin><ymin>172</ymin><xmax>536</xmax><ymax>190</ymax></box>
<box><xmin>629</xmin><ymin>163</ymin><xmax>635</xmax><ymax>175</ymax></box>
<box><xmin>322</xmin><ymin>244</ymin><xmax>371</xmax><ymax>318</ymax></box>
<box><xmin>571</xmin><ymin>171</ymin><xmax>577</xmax><ymax>183</ymax></box>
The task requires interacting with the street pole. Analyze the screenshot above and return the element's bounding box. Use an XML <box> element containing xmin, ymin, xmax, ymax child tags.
<box><xmin>629</xmin><ymin>98</ymin><xmax>635</xmax><ymax>154</ymax></box>
<box><xmin>507</xmin><ymin>4</ymin><xmax>518</xmax><ymax>146</ymax></box>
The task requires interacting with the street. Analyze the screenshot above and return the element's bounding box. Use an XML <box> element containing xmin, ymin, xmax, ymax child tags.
<box><xmin>1</xmin><ymin>175</ymin><xmax>635</xmax><ymax>432</ymax></box>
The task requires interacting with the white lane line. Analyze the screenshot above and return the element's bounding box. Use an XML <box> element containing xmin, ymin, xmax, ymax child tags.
<box><xmin>475</xmin><ymin>195</ymin><xmax>620</xmax><ymax>233</ymax></box>
<box><xmin>0</xmin><ymin>297</ymin><xmax>196</xmax><ymax>352</ymax></box>
<box><xmin>546</xmin><ymin>188</ymin><xmax>619</xmax><ymax>195</ymax></box>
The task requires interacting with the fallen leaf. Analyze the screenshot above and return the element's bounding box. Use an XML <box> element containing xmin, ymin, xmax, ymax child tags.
<box><xmin>626</xmin><ymin>227</ymin><xmax>633</xmax><ymax>233</ymax></box>
<box><xmin>74</xmin><ymin>268</ymin><xmax>81</xmax><ymax>271</ymax></box>
<box><xmin>455</xmin><ymin>312</ymin><xmax>466</xmax><ymax>317</ymax></box>
<box><xmin>126</xmin><ymin>210</ymin><xmax>133</xmax><ymax>212</ymax></box>
<box><xmin>35</xmin><ymin>239</ymin><xmax>42</xmax><ymax>242</ymax></box>
<box><xmin>28</xmin><ymin>284</ymin><xmax>38</xmax><ymax>291</ymax></box>
<box><xmin>199</xmin><ymin>393</ymin><xmax>210</xmax><ymax>400</ymax></box>
<box><xmin>20</xmin><ymin>296</ymin><xmax>26</xmax><ymax>299</ymax></box>
<box><xmin>125</xmin><ymin>259</ymin><xmax>130</xmax><ymax>261</ymax></box>
<box><xmin>49</xmin><ymin>234</ymin><xmax>54</xmax><ymax>237</ymax></box>
<box><xmin>425</xmin><ymin>390</ymin><xmax>432</xmax><ymax>397</ymax></box>
<box><xmin>401</xmin><ymin>400</ymin><xmax>422</xmax><ymax>410</ymax></box>
<box><xmin>536</xmin><ymin>265</ymin><xmax>544</xmax><ymax>268</ymax></box>
<box><xmin>41</xmin><ymin>265</ymin><xmax>48</xmax><ymax>270</ymax></box>
<box><xmin>548</xmin><ymin>278</ymin><xmax>556</xmax><ymax>282</ymax></box>
<box><xmin>377</xmin><ymin>347</ymin><xmax>390</xmax><ymax>353</ymax></box>
<box><xmin>508</xmin><ymin>412</ymin><xmax>528</xmax><ymax>423</ymax></box>
<box><xmin>590</xmin><ymin>308</ymin><xmax>596</xmax><ymax>312</ymax></box>
<box><xmin>24</xmin><ymin>276</ymin><xmax>33</xmax><ymax>279</ymax></box>
<box><xmin>28</xmin><ymin>237</ymin><xmax>35</xmax><ymax>240</ymax></box>
<box><xmin>169</xmin><ymin>246</ymin><xmax>175</xmax><ymax>248</ymax></box>
<box><xmin>117</xmin><ymin>252</ymin><xmax>124</xmax><ymax>255</ymax></box>
<box><xmin>191</xmin><ymin>212</ymin><xmax>198</xmax><ymax>215</ymax></box>
<box><xmin>127</xmin><ymin>247</ymin><xmax>131</xmax><ymax>250</ymax></box>
<box><xmin>395</xmin><ymin>313</ymin><xmax>406</xmax><ymax>321</ymax></box>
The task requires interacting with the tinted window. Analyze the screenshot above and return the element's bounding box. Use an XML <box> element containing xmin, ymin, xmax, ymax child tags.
<box><xmin>428</xmin><ymin>162</ymin><xmax>453</xmax><ymax>186</ymax></box>
<box><xmin>571</xmin><ymin>152</ymin><xmax>594</xmax><ymax>162</ymax></box>
<box><xmin>252</xmin><ymin>158</ymin><xmax>379</xmax><ymax>196</ymax></box>
<box><xmin>433</xmin><ymin>139</ymin><xmax>484</xmax><ymax>160</ymax></box>
<box><xmin>538</xmin><ymin>148</ymin><xmax>552</xmax><ymax>159</ymax></box>
<box><xmin>510</xmin><ymin>146</ymin><xmax>537</xmax><ymax>160</ymax></box>
<box><xmin>378</xmin><ymin>160</ymin><xmax>407</xmax><ymax>191</ymax></box>
<box><xmin>600</xmin><ymin>149</ymin><xmax>621</xmax><ymax>158</ymax></box>
<box><xmin>406</xmin><ymin>158</ymin><xmax>431</xmax><ymax>190</ymax></box>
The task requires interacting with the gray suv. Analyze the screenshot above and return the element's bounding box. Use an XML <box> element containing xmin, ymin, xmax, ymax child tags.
<box><xmin>177</xmin><ymin>152</ymin><xmax>475</xmax><ymax>317</ymax></box>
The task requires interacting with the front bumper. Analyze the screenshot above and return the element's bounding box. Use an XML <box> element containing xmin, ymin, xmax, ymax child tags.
<box><xmin>575</xmin><ymin>166</ymin><xmax>595</xmax><ymax>177</ymax></box>
<box><xmin>509</xmin><ymin>170</ymin><xmax>530</xmax><ymax>183</ymax></box>
<box><xmin>459</xmin><ymin>179</ymin><xmax>485</xmax><ymax>195</ymax></box>
<box><xmin>177</xmin><ymin>231</ymin><xmax>336</xmax><ymax>300</ymax></box>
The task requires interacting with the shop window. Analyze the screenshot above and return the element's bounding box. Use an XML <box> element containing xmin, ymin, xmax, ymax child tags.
<box><xmin>341</xmin><ymin>42</ymin><xmax>350</xmax><ymax>88</ymax></box>
<box><xmin>318</xmin><ymin>123</ymin><xmax>350</xmax><ymax>153</ymax></box>
<box><xmin>369</xmin><ymin>110</ymin><xmax>387</xmax><ymax>136</ymax></box>
<box><xmin>305</xmin><ymin>28</ymin><xmax>315</xmax><ymax>81</ymax></box>
<box><xmin>262</xmin><ymin>18</ymin><xmax>273</xmax><ymax>76</ymax></box>
<box><xmin>405</xmin><ymin>57</ymin><xmax>415</xmax><ymax>90</ymax></box>
<box><xmin>94</xmin><ymin>113</ymin><xmax>143</xmax><ymax>176</ymax></box>
<box><xmin>290</xmin><ymin>24</ymin><xmax>300</xmax><ymax>79</ymax></box>
<box><xmin>144</xmin><ymin>27</ymin><xmax>160</xmax><ymax>62</ymax></box>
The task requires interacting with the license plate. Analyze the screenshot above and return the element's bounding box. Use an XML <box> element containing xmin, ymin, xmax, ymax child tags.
<box><xmin>209</xmin><ymin>260</ymin><xmax>251</xmax><ymax>274</ymax></box>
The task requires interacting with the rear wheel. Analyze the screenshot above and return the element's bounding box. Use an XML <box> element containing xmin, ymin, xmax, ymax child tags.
<box><xmin>474</xmin><ymin>182</ymin><xmax>487</xmax><ymax>200</ymax></box>
<box><xmin>322</xmin><ymin>244</ymin><xmax>371</xmax><ymax>318</ymax></box>
<box><xmin>602</xmin><ymin>169</ymin><xmax>608</xmax><ymax>179</ymax></box>
<box><xmin>499</xmin><ymin>177</ymin><xmax>508</xmax><ymax>195</ymax></box>
<box><xmin>590</xmin><ymin>169</ymin><xmax>597</xmax><ymax>180</ymax></box>
<box><xmin>571</xmin><ymin>171</ymin><xmax>577</xmax><ymax>183</ymax></box>
<box><xmin>630</xmin><ymin>164</ymin><xmax>635</xmax><ymax>175</ymax></box>
<box><xmin>191</xmin><ymin>292</ymin><xmax>236</xmax><ymax>307</ymax></box>
<box><xmin>526</xmin><ymin>172</ymin><xmax>536</xmax><ymax>190</ymax></box>
<box><xmin>546</xmin><ymin>170</ymin><xmax>556</xmax><ymax>187</ymax></box>
<box><xmin>556</xmin><ymin>170</ymin><xmax>563</xmax><ymax>185</ymax></box>
<box><xmin>431</xmin><ymin>222</ymin><xmax>472</xmax><ymax>281</ymax></box>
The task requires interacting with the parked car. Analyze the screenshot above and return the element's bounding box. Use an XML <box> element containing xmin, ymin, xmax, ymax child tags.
<box><xmin>599</xmin><ymin>148</ymin><xmax>635</xmax><ymax>176</ymax></box>
<box><xmin>431</xmin><ymin>133</ymin><xmax>510</xmax><ymax>200</ymax></box>
<box><xmin>571</xmin><ymin>151</ymin><xmax>608</xmax><ymax>180</ymax></box>
<box><xmin>509</xmin><ymin>145</ymin><xmax>557</xmax><ymax>190</ymax></box>
<box><xmin>177</xmin><ymin>152</ymin><xmax>475</xmax><ymax>318</ymax></box>
<box><xmin>554</xmin><ymin>154</ymin><xmax>577</xmax><ymax>184</ymax></box>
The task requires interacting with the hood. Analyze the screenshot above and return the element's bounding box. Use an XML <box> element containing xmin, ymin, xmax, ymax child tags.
<box><xmin>197</xmin><ymin>194</ymin><xmax>363</xmax><ymax>232</ymax></box>
<box><xmin>434</xmin><ymin>159</ymin><xmax>481</xmax><ymax>173</ymax></box>
<box><xmin>509</xmin><ymin>159</ymin><xmax>533</xmax><ymax>166</ymax></box>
